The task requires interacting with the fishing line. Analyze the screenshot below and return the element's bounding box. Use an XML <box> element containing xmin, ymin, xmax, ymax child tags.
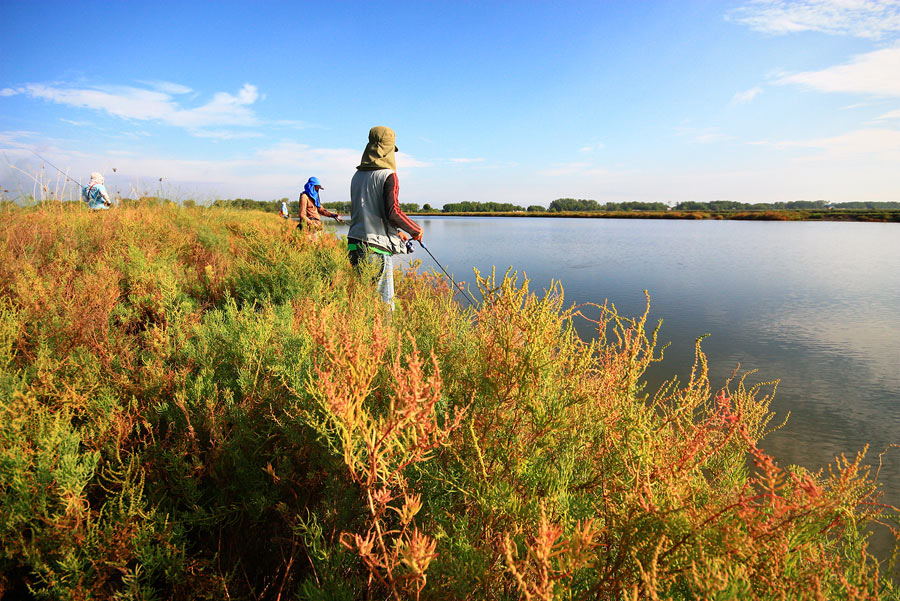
<box><xmin>417</xmin><ymin>240</ymin><xmax>480</xmax><ymax>307</ymax></box>
<box><xmin>31</xmin><ymin>150</ymin><xmax>83</xmax><ymax>187</ymax></box>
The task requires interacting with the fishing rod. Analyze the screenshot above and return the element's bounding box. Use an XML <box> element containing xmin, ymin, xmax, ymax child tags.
<box><xmin>417</xmin><ymin>240</ymin><xmax>480</xmax><ymax>307</ymax></box>
<box><xmin>31</xmin><ymin>150</ymin><xmax>82</xmax><ymax>188</ymax></box>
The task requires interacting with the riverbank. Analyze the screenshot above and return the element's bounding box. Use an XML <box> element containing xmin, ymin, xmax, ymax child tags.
<box><xmin>1</xmin><ymin>202</ymin><xmax>896</xmax><ymax>600</ymax></box>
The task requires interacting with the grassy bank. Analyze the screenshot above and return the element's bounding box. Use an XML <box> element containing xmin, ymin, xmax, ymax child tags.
<box><xmin>1</xmin><ymin>203</ymin><xmax>897</xmax><ymax>600</ymax></box>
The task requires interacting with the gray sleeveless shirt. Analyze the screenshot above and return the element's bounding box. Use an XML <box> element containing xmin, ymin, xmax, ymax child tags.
<box><xmin>348</xmin><ymin>168</ymin><xmax>404</xmax><ymax>254</ymax></box>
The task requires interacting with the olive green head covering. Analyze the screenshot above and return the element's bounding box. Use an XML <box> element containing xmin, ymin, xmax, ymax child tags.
<box><xmin>357</xmin><ymin>126</ymin><xmax>398</xmax><ymax>171</ymax></box>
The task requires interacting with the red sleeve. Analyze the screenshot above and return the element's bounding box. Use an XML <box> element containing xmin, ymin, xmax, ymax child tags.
<box><xmin>383</xmin><ymin>173</ymin><xmax>422</xmax><ymax>236</ymax></box>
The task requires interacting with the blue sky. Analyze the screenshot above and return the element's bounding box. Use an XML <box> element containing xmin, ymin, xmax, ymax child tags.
<box><xmin>2</xmin><ymin>0</ymin><xmax>899</xmax><ymax>206</ymax></box>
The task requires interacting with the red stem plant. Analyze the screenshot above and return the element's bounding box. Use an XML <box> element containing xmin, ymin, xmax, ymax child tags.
<box><xmin>301</xmin><ymin>300</ymin><xmax>466</xmax><ymax>599</ymax></box>
<box><xmin>1</xmin><ymin>203</ymin><xmax>897</xmax><ymax>600</ymax></box>
<box><xmin>398</xmin><ymin>268</ymin><xmax>898</xmax><ymax>600</ymax></box>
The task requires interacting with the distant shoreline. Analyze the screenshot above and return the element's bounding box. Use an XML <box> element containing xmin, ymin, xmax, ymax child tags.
<box><xmin>411</xmin><ymin>210</ymin><xmax>900</xmax><ymax>222</ymax></box>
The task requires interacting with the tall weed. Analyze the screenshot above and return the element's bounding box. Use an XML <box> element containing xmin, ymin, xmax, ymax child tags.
<box><xmin>0</xmin><ymin>203</ymin><xmax>896</xmax><ymax>600</ymax></box>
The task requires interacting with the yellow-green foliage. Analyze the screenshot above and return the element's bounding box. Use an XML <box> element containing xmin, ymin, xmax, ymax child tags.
<box><xmin>0</xmin><ymin>202</ymin><xmax>897</xmax><ymax>600</ymax></box>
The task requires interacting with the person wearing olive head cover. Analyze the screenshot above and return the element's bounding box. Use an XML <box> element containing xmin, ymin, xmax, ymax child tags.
<box><xmin>348</xmin><ymin>126</ymin><xmax>423</xmax><ymax>308</ymax></box>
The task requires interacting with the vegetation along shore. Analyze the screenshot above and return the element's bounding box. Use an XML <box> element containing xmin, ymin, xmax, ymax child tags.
<box><xmin>210</xmin><ymin>197</ymin><xmax>900</xmax><ymax>222</ymax></box>
<box><xmin>1</xmin><ymin>200</ymin><xmax>897</xmax><ymax>600</ymax></box>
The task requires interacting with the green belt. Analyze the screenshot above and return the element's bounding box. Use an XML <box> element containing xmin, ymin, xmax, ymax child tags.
<box><xmin>347</xmin><ymin>242</ymin><xmax>390</xmax><ymax>256</ymax></box>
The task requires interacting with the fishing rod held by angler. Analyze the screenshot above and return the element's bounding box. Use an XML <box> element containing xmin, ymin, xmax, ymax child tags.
<box><xmin>418</xmin><ymin>240</ymin><xmax>480</xmax><ymax>307</ymax></box>
<box><xmin>31</xmin><ymin>150</ymin><xmax>82</xmax><ymax>188</ymax></box>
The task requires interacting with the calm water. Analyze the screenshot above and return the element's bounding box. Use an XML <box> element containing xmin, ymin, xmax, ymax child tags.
<box><xmin>399</xmin><ymin>217</ymin><xmax>900</xmax><ymax>535</ymax></box>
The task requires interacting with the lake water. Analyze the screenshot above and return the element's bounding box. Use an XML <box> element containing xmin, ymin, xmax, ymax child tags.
<box><xmin>399</xmin><ymin>216</ymin><xmax>900</xmax><ymax>545</ymax></box>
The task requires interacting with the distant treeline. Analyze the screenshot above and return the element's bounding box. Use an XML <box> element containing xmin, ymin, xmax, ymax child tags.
<box><xmin>548</xmin><ymin>199</ymin><xmax>668</xmax><ymax>212</ymax></box>
<box><xmin>441</xmin><ymin>201</ymin><xmax>526</xmax><ymax>212</ymax></box>
<box><xmin>322</xmin><ymin>201</ymin><xmax>424</xmax><ymax>214</ymax></box>
<box><xmin>209</xmin><ymin>198</ymin><xmax>425</xmax><ymax>215</ymax></box>
<box><xmin>207</xmin><ymin>197</ymin><xmax>900</xmax><ymax>214</ymax></box>
<box><xmin>210</xmin><ymin>198</ymin><xmax>289</xmax><ymax>213</ymax></box>
<box><xmin>548</xmin><ymin>198</ymin><xmax>900</xmax><ymax>212</ymax></box>
<box><xmin>209</xmin><ymin>198</ymin><xmax>525</xmax><ymax>214</ymax></box>
<box><xmin>673</xmin><ymin>200</ymin><xmax>900</xmax><ymax>211</ymax></box>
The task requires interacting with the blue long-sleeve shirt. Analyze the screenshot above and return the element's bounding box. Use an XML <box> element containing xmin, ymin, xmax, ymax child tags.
<box><xmin>83</xmin><ymin>183</ymin><xmax>111</xmax><ymax>210</ymax></box>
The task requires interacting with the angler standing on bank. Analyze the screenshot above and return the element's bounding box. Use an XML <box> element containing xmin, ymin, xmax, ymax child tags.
<box><xmin>298</xmin><ymin>176</ymin><xmax>342</xmax><ymax>230</ymax></box>
<box><xmin>82</xmin><ymin>172</ymin><xmax>112</xmax><ymax>210</ymax></box>
<box><xmin>347</xmin><ymin>126</ymin><xmax>423</xmax><ymax>309</ymax></box>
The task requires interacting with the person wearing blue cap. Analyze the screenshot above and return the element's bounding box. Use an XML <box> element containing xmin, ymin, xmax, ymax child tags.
<box><xmin>298</xmin><ymin>177</ymin><xmax>343</xmax><ymax>230</ymax></box>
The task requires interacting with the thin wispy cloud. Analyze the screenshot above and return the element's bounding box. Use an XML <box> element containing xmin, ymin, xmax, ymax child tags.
<box><xmin>731</xmin><ymin>0</ymin><xmax>900</xmax><ymax>39</ymax></box>
<box><xmin>675</xmin><ymin>126</ymin><xmax>733</xmax><ymax>143</ymax></box>
<box><xmin>2</xmin><ymin>82</ymin><xmax>263</xmax><ymax>135</ymax></box>
<box><xmin>0</xmin><ymin>130</ymin><xmax>42</xmax><ymax>150</ymax></box>
<box><xmin>60</xmin><ymin>118</ymin><xmax>94</xmax><ymax>126</ymax></box>
<box><xmin>137</xmin><ymin>80</ymin><xmax>194</xmax><ymax>95</ymax></box>
<box><xmin>396</xmin><ymin>153</ymin><xmax>433</xmax><ymax>168</ymax></box>
<box><xmin>1</xmin><ymin>134</ymin><xmax>424</xmax><ymax>199</ymax></box>
<box><xmin>777</xmin><ymin>46</ymin><xmax>900</xmax><ymax>96</ymax></box>
<box><xmin>448</xmin><ymin>157</ymin><xmax>485</xmax><ymax>163</ymax></box>
<box><xmin>872</xmin><ymin>108</ymin><xmax>900</xmax><ymax>121</ymax></box>
<box><xmin>753</xmin><ymin>128</ymin><xmax>900</xmax><ymax>158</ymax></box>
<box><xmin>732</xmin><ymin>86</ymin><xmax>764</xmax><ymax>104</ymax></box>
<box><xmin>578</xmin><ymin>142</ymin><xmax>605</xmax><ymax>153</ymax></box>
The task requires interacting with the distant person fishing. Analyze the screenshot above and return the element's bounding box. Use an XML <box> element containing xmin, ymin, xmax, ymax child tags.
<box><xmin>82</xmin><ymin>172</ymin><xmax>112</xmax><ymax>210</ymax></box>
<box><xmin>29</xmin><ymin>151</ymin><xmax>113</xmax><ymax>209</ymax></box>
<box><xmin>347</xmin><ymin>126</ymin><xmax>423</xmax><ymax>309</ymax></box>
<box><xmin>298</xmin><ymin>176</ymin><xmax>343</xmax><ymax>230</ymax></box>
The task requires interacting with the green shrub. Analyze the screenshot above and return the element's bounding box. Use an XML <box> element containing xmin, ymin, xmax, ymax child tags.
<box><xmin>0</xmin><ymin>203</ymin><xmax>896</xmax><ymax>600</ymax></box>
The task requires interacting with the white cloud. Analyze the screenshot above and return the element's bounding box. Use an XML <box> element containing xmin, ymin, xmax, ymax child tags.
<box><xmin>23</xmin><ymin>83</ymin><xmax>180</xmax><ymax>120</ymax></box>
<box><xmin>0</xmin><ymin>130</ymin><xmax>42</xmax><ymax>150</ymax></box>
<box><xmin>448</xmin><ymin>157</ymin><xmax>485</xmax><ymax>163</ymax></box>
<box><xmin>873</xmin><ymin>108</ymin><xmax>900</xmax><ymax>120</ymax></box>
<box><xmin>578</xmin><ymin>142</ymin><xmax>605</xmax><ymax>153</ymax></box>
<box><xmin>753</xmin><ymin>127</ymin><xmax>900</xmax><ymax>159</ymax></box>
<box><xmin>675</xmin><ymin>125</ymin><xmax>733</xmax><ymax>143</ymax></box>
<box><xmin>732</xmin><ymin>86</ymin><xmax>764</xmax><ymax>104</ymax></box>
<box><xmin>777</xmin><ymin>46</ymin><xmax>900</xmax><ymax>96</ymax></box>
<box><xmin>731</xmin><ymin>0</ymin><xmax>900</xmax><ymax>39</ymax></box>
<box><xmin>1</xmin><ymin>87</ymin><xmax>24</xmax><ymax>97</ymax></box>
<box><xmin>60</xmin><ymin>118</ymin><xmax>93</xmax><ymax>126</ymax></box>
<box><xmin>0</xmin><ymin>136</ymin><xmax>361</xmax><ymax>200</ymax></box>
<box><xmin>396</xmin><ymin>152</ymin><xmax>433</xmax><ymax>168</ymax></box>
<box><xmin>137</xmin><ymin>80</ymin><xmax>194</xmax><ymax>95</ymax></box>
<box><xmin>252</xmin><ymin>141</ymin><xmax>360</xmax><ymax>171</ymax></box>
<box><xmin>9</xmin><ymin>82</ymin><xmax>263</xmax><ymax>135</ymax></box>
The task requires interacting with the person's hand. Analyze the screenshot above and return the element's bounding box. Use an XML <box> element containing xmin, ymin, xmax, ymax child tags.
<box><xmin>398</xmin><ymin>231</ymin><xmax>409</xmax><ymax>242</ymax></box>
<box><xmin>412</xmin><ymin>230</ymin><xmax>423</xmax><ymax>242</ymax></box>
